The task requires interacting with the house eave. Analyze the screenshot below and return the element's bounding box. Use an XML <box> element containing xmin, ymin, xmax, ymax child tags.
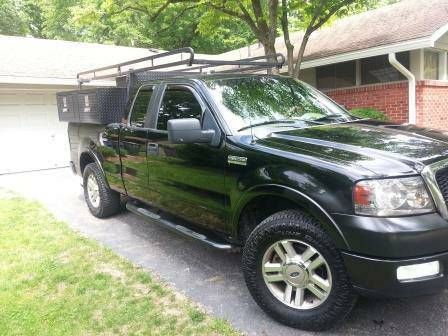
<box><xmin>300</xmin><ymin>36</ymin><xmax>434</xmax><ymax>69</ymax></box>
<box><xmin>0</xmin><ymin>75</ymin><xmax>115</xmax><ymax>87</ymax></box>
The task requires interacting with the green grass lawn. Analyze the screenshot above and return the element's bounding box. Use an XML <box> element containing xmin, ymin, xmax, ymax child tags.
<box><xmin>0</xmin><ymin>192</ymin><xmax>239</xmax><ymax>336</ymax></box>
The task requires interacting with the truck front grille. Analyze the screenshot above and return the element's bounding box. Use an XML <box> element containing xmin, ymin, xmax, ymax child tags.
<box><xmin>435</xmin><ymin>166</ymin><xmax>448</xmax><ymax>202</ymax></box>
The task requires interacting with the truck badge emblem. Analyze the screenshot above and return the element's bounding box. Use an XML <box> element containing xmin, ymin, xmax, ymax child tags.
<box><xmin>228</xmin><ymin>155</ymin><xmax>247</xmax><ymax>166</ymax></box>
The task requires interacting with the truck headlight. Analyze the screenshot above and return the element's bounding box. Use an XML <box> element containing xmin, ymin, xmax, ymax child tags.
<box><xmin>353</xmin><ymin>176</ymin><xmax>434</xmax><ymax>216</ymax></box>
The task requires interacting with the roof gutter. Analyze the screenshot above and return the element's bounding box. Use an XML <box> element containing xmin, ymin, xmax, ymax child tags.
<box><xmin>388</xmin><ymin>52</ymin><xmax>416</xmax><ymax>124</ymax></box>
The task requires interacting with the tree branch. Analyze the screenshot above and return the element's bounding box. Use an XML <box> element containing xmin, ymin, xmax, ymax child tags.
<box><xmin>280</xmin><ymin>0</ymin><xmax>294</xmax><ymax>74</ymax></box>
<box><xmin>208</xmin><ymin>2</ymin><xmax>260</xmax><ymax>38</ymax></box>
<box><xmin>311</xmin><ymin>0</ymin><xmax>356</xmax><ymax>31</ymax></box>
<box><xmin>153</xmin><ymin>5</ymin><xmax>197</xmax><ymax>34</ymax></box>
<box><xmin>237</xmin><ymin>1</ymin><xmax>259</xmax><ymax>32</ymax></box>
<box><xmin>292</xmin><ymin>0</ymin><xmax>354</xmax><ymax>78</ymax></box>
<box><xmin>109</xmin><ymin>4</ymin><xmax>151</xmax><ymax>16</ymax></box>
<box><xmin>149</xmin><ymin>1</ymin><xmax>172</xmax><ymax>21</ymax></box>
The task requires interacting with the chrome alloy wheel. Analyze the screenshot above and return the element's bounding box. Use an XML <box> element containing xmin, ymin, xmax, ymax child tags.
<box><xmin>87</xmin><ymin>174</ymin><xmax>100</xmax><ymax>208</ymax></box>
<box><xmin>262</xmin><ymin>239</ymin><xmax>332</xmax><ymax>310</ymax></box>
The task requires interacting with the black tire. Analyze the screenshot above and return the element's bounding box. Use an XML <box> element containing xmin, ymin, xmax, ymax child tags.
<box><xmin>83</xmin><ymin>162</ymin><xmax>121</xmax><ymax>218</ymax></box>
<box><xmin>242</xmin><ymin>210</ymin><xmax>357</xmax><ymax>331</ymax></box>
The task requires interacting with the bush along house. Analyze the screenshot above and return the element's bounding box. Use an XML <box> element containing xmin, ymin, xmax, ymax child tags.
<box><xmin>222</xmin><ymin>0</ymin><xmax>448</xmax><ymax>130</ymax></box>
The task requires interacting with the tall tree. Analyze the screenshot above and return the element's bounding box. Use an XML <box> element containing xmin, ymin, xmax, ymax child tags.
<box><xmin>69</xmin><ymin>0</ymin><xmax>255</xmax><ymax>53</ymax></box>
<box><xmin>123</xmin><ymin>0</ymin><xmax>368</xmax><ymax>77</ymax></box>
<box><xmin>7</xmin><ymin>0</ymin><xmax>397</xmax><ymax>76</ymax></box>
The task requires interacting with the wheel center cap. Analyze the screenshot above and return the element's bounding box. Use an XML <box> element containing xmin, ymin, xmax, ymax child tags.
<box><xmin>283</xmin><ymin>263</ymin><xmax>308</xmax><ymax>287</ymax></box>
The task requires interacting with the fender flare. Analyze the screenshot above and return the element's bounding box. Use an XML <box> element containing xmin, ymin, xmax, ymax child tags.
<box><xmin>79</xmin><ymin>147</ymin><xmax>110</xmax><ymax>187</ymax></box>
<box><xmin>233</xmin><ymin>184</ymin><xmax>350</xmax><ymax>250</ymax></box>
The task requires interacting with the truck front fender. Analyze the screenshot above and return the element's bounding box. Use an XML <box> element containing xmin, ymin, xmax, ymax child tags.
<box><xmin>233</xmin><ymin>184</ymin><xmax>350</xmax><ymax>250</ymax></box>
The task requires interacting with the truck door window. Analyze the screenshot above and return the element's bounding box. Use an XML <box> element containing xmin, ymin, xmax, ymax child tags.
<box><xmin>130</xmin><ymin>86</ymin><xmax>153</xmax><ymax>127</ymax></box>
<box><xmin>157</xmin><ymin>87</ymin><xmax>203</xmax><ymax>130</ymax></box>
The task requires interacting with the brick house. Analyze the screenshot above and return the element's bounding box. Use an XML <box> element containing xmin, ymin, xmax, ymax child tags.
<box><xmin>223</xmin><ymin>0</ymin><xmax>448</xmax><ymax>130</ymax></box>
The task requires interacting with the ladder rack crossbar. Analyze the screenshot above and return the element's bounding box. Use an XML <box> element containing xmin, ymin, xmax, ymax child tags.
<box><xmin>77</xmin><ymin>47</ymin><xmax>285</xmax><ymax>86</ymax></box>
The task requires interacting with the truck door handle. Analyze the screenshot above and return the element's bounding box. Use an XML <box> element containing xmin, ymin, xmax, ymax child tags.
<box><xmin>147</xmin><ymin>142</ymin><xmax>159</xmax><ymax>155</ymax></box>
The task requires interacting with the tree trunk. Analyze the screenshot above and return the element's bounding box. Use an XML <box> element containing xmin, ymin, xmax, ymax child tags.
<box><xmin>260</xmin><ymin>38</ymin><xmax>279</xmax><ymax>74</ymax></box>
<box><xmin>280</xmin><ymin>0</ymin><xmax>294</xmax><ymax>76</ymax></box>
<box><xmin>285</xmin><ymin>43</ymin><xmax>294</xmax><ymax>76</ymax></box>
<box><xmin>292</xmin><ymin>31</ymin><xmax>311</xmax><ymax>79</ymax></box>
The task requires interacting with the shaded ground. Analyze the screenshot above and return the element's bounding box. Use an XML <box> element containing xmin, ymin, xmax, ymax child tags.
<box><xmin>1</xmin><ymin>168</ymin><xmax>447</xmax><ymax>336</ymax></box>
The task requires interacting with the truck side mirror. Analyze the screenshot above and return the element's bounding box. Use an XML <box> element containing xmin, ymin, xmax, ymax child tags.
<box><xmin>167</xmin><ymin>118</ymin><xmax>215</xmax><ymax>144</ymax></box>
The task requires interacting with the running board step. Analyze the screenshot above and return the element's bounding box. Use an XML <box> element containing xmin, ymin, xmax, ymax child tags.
<box><xmin>126</xmin><ymin>202</ymin><xmax>235</xmax><ymax>250</ymax></box>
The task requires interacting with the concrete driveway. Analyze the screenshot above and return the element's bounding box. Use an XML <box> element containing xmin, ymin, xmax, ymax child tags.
<box><xmin>1</xmin><ymin>168</ymin><xmax>447</xmax><ymax>336</ymax></box>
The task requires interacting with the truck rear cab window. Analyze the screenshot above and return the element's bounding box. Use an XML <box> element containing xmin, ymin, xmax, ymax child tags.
<box><xmin>157</xmin><ymin>87</ymin><xmax>203</xmax><ymax>130</ymax></box>
<box><xmin>130</xmin><ymin>86</ymin><xmax>153</xmax><ymax>127</ymax></box>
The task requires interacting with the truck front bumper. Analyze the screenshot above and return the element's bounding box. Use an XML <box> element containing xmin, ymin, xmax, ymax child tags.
<box><xmin>342</xmin><ymin>250</ymin><xmax>448</xmax><ymax>297</ymax></box>
<box><xmin>333</xmin><ymin>212</ymin><xmax>448</xmax><ymax>297</ymax></box>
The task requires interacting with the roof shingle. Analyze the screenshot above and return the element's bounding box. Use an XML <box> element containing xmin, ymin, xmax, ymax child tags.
<box><xmin>221</xmin><ymin>0</ymin><xmax>448</xmax><ymax>63</ymax></box>
<box><xmin>0</xmin><ymin>36</ymin><xmax>156</xmax><ymax>82</ymax></box>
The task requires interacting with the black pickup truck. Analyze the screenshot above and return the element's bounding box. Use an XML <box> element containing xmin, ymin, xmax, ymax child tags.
<box><xmin>60</xmin><ymin>49</ymin><xmax>448</xmax><ymax>331</ymax></box>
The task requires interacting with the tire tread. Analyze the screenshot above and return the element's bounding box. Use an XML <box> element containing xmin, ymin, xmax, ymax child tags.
<box><xmin>242</xmin><ymin>209</ymin><xmax>357</xmax><ymax>331</ymax></box>
<box><xmin>83</xmin><ymin>163</ymin><xmax>121</xmax><ymax>218</ymax></box>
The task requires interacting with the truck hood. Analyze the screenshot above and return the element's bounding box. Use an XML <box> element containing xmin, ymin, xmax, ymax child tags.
<box><xmin>257</xmin><ymin>120</ymin><xmax>448</xmax><ymax>176</ymax></box>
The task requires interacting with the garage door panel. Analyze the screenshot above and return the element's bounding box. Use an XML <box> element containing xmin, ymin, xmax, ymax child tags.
<box><xmin>0</xmin><ymin>90</ymin><xmax>70</xmax><ymax>174</ymax></box>
<box><xmin>0</xmin><ymin>93</ymin><xmax>22</xmax><ymax>105</ymax></box>
<box><xmin>23</xmin><ymin>93</ymin><xmax>46</xmax><ymax>105</ymax></box>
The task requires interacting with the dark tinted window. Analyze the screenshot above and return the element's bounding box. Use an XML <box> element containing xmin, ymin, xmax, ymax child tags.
<box><xmin>157</xmin><ymin>87</ymin><xmax>203</xmax><ymax>130</ymax></box>
<box><xmin>130</xmin><ymin>86</ymin><xmax>153</xmax><ymax>127</ymax></box>
<box><xmin>361</xmin><ymin>52</ymin><xmax>409</xmax><ymax>84</ymax></box>
<box><xmin>316</xmin><ymin>61</ymin><xmax>356</xmax><ymax>90</ymax></box>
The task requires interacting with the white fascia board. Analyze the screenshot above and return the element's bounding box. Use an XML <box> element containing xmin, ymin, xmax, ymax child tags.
<box><xmin>300</xmin><ymin>37</ymin><xmax>433</xmax><ymax>69</ymax></box>
<box><xmin>431</xmin><ymin>23</ymin><xmax>448</xmax><ymax>44</ymax></box>
<box><xmin>0</xmin><ymin>76</ymin><xmax>115</xmax><ymax>87</ymax></box>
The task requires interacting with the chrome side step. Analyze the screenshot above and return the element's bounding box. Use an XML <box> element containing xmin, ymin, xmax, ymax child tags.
<box><xmin>126</xmin><ymin>202</ymin><xmax>235</xmax><ymax>250</ymax></box>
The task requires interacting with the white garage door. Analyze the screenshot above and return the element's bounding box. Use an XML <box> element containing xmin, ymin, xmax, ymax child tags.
<box><xmin>0</xmin><ymin>90</ymin><xmax>70</xmax><ymax>174</ymax></box>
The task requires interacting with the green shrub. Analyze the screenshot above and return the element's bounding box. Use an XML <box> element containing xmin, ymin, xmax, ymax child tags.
<box><xmin>350</xmin><ymin>107</ymin><xmax>388</xmax><ymax>121</ymax></box>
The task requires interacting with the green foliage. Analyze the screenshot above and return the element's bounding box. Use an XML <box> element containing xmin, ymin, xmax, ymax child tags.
<box><xmin>119</xmin><ymin>148</ymin><xmax>128</xmax><ymax>157</ymax></box>
<box><xmin>350</xmin><ymin>107</ymin><xmax>388</xmax><ymax>121</ymax></box>
<box><xmin>0</xmin><ymin>0</ymin><xmax>255</xmax><ymax>53</ymax></box>
<box><xmin>21</xmin><ymin>0</ymin><xmax>45</xmax><ymax>37</ymax></box>
<box><xmin>97</xmin><ymin>145</ymin><xmax>117</xmax><ymax>158</ymax></box>
<box><xmin>0</xmin><ymin>0</ymin><xmax>27</xmax><ymax>35</ymax></box>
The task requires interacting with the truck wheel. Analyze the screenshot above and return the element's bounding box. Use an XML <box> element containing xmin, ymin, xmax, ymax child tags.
<box><xmin>83</xmin><ymin>162</ymin><xmax>121</xmax><ymax>218</ymax></box>
<box><xmin>242</xmin><ymin>210</ymin><xmax>357</xmax><ymax>331</ymax></box>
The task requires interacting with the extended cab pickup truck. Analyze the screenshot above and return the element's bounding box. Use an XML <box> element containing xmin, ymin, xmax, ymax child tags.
<box><xmin>61</xmin><ymin>50</ymin><xmax>448</xmax><ymax>331</ymax></box>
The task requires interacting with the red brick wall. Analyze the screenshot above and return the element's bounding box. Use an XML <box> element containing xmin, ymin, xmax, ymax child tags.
<box><xmin>325</xmin><ymin>81</ymin><xmax>409</xmax><ymax>123</ymax></box>
<box><xmin>416</xmin><ymin>80</ymin><xmax>448</xmax><ymax>130</ymax></box>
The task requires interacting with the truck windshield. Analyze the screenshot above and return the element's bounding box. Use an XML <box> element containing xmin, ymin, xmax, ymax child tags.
<box><xmin>205</xmin><ymin>76</ymin><xmax>357</xmax><ymax>134</ymax></box>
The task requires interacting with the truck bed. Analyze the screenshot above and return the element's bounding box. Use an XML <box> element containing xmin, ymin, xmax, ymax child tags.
<box><xmin>68</xmin><ymin>123</ymin><xmax>106</xmax><ymax>176</ymax></box>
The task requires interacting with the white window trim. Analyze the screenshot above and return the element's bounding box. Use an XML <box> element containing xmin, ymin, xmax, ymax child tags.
<box><xmin>439</xmin><ymin>51</ymin><xmax>448</xmax><ymax>80</ymax></box>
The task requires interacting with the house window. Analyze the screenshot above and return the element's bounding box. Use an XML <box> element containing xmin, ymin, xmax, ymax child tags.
<box><xmin>424</xmin><ymin>50</ymin><xmax>439</xmax><ymax>80</ymax></box>
<box><xmin>360</xmin><ymin>52</ymin><xmax>409</xmax><ymax>85</ymax></box>
<box><xmin>316</xmin><ymin>61</ymin><xmax>356</xmax><ymax>90</ymax></box>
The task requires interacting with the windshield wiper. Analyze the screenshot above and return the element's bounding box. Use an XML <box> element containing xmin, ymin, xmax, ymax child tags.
<box><xmin>311</xmin><ymin>114</ymin><xmax>349</xmax><ymax>122</ymax></box>
<box><xmin>238</xmin><ymin>120</ymin><xmax>297</xmax><ymax>132</ymax></box>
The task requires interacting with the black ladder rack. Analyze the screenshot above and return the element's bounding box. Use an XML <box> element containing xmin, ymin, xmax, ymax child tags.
<box><xmin>77</xmin><ymin>47</ymin><xmax>285</xmax><ymax>87</ymax></box>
